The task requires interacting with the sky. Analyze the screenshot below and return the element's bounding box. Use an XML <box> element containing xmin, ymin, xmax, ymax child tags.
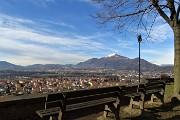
<box><xmin>0</xmin><ymin>0</ymin><xmax>174</xmax><ymax>66</ymax></box>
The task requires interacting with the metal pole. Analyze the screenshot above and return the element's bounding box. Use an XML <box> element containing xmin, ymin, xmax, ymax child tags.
<box><xmin>137</xmin><ymin>35</ymin><xmax>142</xmax><ymax>83</ymax></box>
<box><xmin>139</xmin><ymin>41</ymin><xmax>140</xmax><ymax>83</ymax></box>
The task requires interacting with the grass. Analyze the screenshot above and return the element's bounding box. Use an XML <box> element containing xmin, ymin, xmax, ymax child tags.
<box><xmin>164</xmin><ymin>83</ymin><xmax>174</xmax><ymax>102</ymax></box>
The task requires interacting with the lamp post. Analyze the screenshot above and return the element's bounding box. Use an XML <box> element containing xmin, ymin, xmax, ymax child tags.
<box><xmin>137</xmin><ymin>35</ymin><xmax>142</xmax><ymax>83</ymax></box>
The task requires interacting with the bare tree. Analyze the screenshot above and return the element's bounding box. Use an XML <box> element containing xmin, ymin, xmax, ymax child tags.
<box><xmin>92</xmin><ymin>0</ymin><xmax>180</xmax><ymax>101</ymax></box>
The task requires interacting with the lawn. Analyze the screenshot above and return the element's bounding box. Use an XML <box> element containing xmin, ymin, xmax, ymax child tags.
<box><xmin>164</xmin><ymin>83</ymin><xmax>174</xmax><ymax>102</ymax></box>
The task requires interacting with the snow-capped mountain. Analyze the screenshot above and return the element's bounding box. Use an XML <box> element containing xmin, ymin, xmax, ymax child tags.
<box><xmin>76</xmin><ymin>54</ymin><xmax>160</xmax><ymax>71</ymax></box>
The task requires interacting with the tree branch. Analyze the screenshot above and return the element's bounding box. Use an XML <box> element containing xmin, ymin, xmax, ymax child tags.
<box><xmin>150</xmin><ymin>0</ymin><xmax>172</xmax><ymax>26</ymax></box>
<box><xmin>176</xmin><ymin>3</ymin><xmax>180</xmax><ymax>24</ymax></box>
<box><xmin>95</xmin><ymin>5</ymin><xmax>152</xmax><ymax>19</ymax></box>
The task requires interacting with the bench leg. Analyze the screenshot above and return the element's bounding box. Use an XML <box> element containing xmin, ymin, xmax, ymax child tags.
<box><xmin>151</xmin><ymin>93</ymin><xmax>164</xmax><ymax>104</ymax></box>
<box><xmin>58</xmin><ymin>111</ymin><xmax>63</xmax><ymax>120</ymax></box>
<box><xmin>139</xmin><ymin>100</ymin><xmax>144</xmax><ymax>110</ymax></box>
<box><xmin>49</xmin><ymin>116</ymin><xmax>59</xmax><ymax>120</ymax></box>
<box><xmin>160</xmin><ymin>96</ymin><xmax>165</xmax><ymax>104</ymax></box>
<box><xmin>108</xmin><ymin>103</ymin><xmax>120</xmax><ymax>120</ymax></box>
<box><xmin>150</xmin><ymin>94</ymin><xmax>155</xmax><ymax>102</ymax></box>
<box><xmin>103</xmin><ymin>103</ymin><xmax>120</xmax><ymax>120</ymax></box>
<box><xmin>129</xmin><ymin>98</ymin><xmax>144</xmax><ymax>110</ymax></box>
<box><xmin>50</xmin><ymin>116</ymin><xmax>53</xmax><ymax>120</ymax></box>
<box><xmin>104</xmin><ymin>105</ymin><xmax>111</xmax><ymax>118</ymax></box>
<box><xmin>129</xmin><ymin>98</ymin><xmax>133</xmax><ymax>109</ymax></box>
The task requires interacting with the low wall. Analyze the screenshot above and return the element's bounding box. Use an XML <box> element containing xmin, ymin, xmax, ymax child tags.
<box><xmin>0</xmin><ymin>94</ymin><xmax>47</xmax><ymax>120</ymax></box>
<box><xmin>0</xmin><ymin>93</ymin><xmax>105</xmax><ymax>120</ymax></box>
<box><xmin>0</xmin><ymin>85</ymin><xmax>140</xmax><ymax>120</ymax></box>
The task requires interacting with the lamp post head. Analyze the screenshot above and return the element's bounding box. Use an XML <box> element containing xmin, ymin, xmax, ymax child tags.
<box><xmin>137</xmin><ymin>35</ymin><xmax>142</xmax><ymax>43</ymax></box>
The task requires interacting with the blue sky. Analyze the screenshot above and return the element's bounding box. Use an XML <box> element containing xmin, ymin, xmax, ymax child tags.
<box><xmin>0</xmin><ymin>0</ymin><xmax>174</xmax><ymax>66</ymax></box>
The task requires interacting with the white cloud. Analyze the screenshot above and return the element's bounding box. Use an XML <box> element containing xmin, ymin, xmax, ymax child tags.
<box><xmin>0</xmin><ymin>13</ymin><xmax>115</xmax><ymax>65</ymax></box>
<box><xmin>139</xmin><ymin>14</ymin><xmax>174</xmax><ymax>65</ymax></box>
<box><xmin>140</xmin><ymin>12</ymin><xmax>174</xmax><ymax>43</ymax></box>
<box><xmin>0</xmin><ymin>11</ymin><xmax>174</xmax><ymax>66</ymax></box>
<box><xmin>29</xmin><ymin>0</ymin><xmax>56</xmax><ymax>8</ymax></box>
<box><xmin>0</xmin><ymin>13</ymin><xmax>34</xmax><ymax>27</ymax></box>
<box><xmin>2</xmin><ymin>27</ymin><xmax>106</xmax><ymax>51</ymax></box>
<box><xmin>116</xmin><ymin>39</ymin><xmax>134</xmax><ymax>49</ymax></box>
<box><xmin>147</xmin><ymin>48</ymin><xmax>174</xmax><ymax>65</ymax></box>
<box><xmin>0</xmin><ymin>37</ymin><xmax>91</xmax><ymax>66</ymax></box>
<box><xmin>78</xmin><ymin>0</ymin><xmax>91</xmax><ymax>2</ymax></box>
<box><xmin>141</xmin><ymin>49</ymin><xmax>161</xmax><ymax>55</ymax></box>
<box><xmin>39</xmin><ymin>19</ymin><xmax>76</xmax><ymax>29</ymax></box>
<box><xmin>69</xmin><ymin>0</ymin><xmax>91</xmax><ymax>3</ymax></box>
<box><xmin>148</xmin><ymin>24</ymin><xmax>173</xmax><ymax>42</ymax></box>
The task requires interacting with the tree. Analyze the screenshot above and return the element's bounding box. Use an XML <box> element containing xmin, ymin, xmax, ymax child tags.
<box><xmin>92</xmin><ymin>0</ymin><xmax>180</xmax><ymax>101</ymax></box>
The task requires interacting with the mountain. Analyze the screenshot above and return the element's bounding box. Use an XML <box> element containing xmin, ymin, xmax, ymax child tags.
<box><xmin>76</xmin><ymin>54</ymin><xmax>160</xmax><ymax>71</ymax></box>
<box><xmin>77</xmin><ymin>54</ymin><xmax>131</xmax><ymax>69</ymax></box>
<box><xmin>26</xmin><ymin>64</ymin><xmax>75</xmax><ymax>70</ymax></box>
<box><xmin>0</xmin><ymin>54</ymin><xmax>173</xmax><ymax>72</ymax></box>
<box><xmin>0</xmin><ymin>61</ymin><xmax>23</xmax><ymax>70</ymax></box>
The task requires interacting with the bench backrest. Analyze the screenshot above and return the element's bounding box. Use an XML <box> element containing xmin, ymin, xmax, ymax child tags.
<box><xmin>45</xmin><ymin>86</ymin><xmax>122</xmax><ymax>109</ymax></box>
<box><xmin>45</xmin><ymin>82</ymin><xmax>165</xmax><ymax>110</ymax></box>
<box><xmin>121</xmin><ymin>84</ymin><xmax>145</xmax><ymax>95</ymax></box>
<box><xmin>145</xmin><ymin>81</ymin><xmax>166</xmax><ymax>96</ymax></box>
<box><xmin>121</xmin><ymin>85</ymin><xmax>138</xmax><ymax>95</ymax></box>
<box><xmin>64</xmin><ymin>86</ymin><xmax>121</xmax><ymax>105</ymax></box>
<box><xmin>145</xmin><ymin>81</ymin><xmax>166</xmax><ymax>91</ymax></box>
<box><xmin>45</xmin><ymin>92</ymin><xmax>64</xmax><ymax>109</ymax></box>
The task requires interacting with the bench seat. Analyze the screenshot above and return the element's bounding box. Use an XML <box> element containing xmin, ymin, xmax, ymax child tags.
<box><xmin>36</xmin><ymin>97</ymin><xmax>117</xmax><ymax>118</ymax></box>
<box><xmin>36</xmin><ymin>98</ymin><xmax>117</xmax><ymax>118</ymax></box>
<box><xmin>36</xmin><ymin>107</ymin><xmax>60</xmax><ymax>118</ymax></box>
<box><xmin>125</xmin><ymin>92</ymin><xmax>143</xmax><ymax>98</ymax></box>
<box><xmin>146</xmin><ymin>88</ymin><xmax>163</xmax><ymax>94</ymax></box>
<box><xmin>122</xmin><ymin>81</ymin><xmax>166</xmax><ymax>110</ymax></box>
<box><xmin>66</xmin><ymin>97</ymin><xmax>117</xmax><ymax>111</ymax></box>
<box><xmin>36</xmin><ymin>86</ymin><xmax>122</xmax><ymax>120</ymax></box>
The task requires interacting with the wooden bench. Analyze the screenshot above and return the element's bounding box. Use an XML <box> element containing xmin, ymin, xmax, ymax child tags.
<box><xmin>121</xmin><ymin>84</ymin><xmax>146</xmax><ymax>109</ymax></box>
<box><xmin>146</xmin><ymin>77</ymin><xmax>174</xmax><ymax>84</ymax></box>
<box><xmin>165</xmin><ymin>78</ymin><xmax>174</xmax><ymax>84</ymax></box>
<box><xmin>36</xmin><ymin>86</ymin><xmax>122</xmax><ymax>120</ymax></box>
<box><xmin>144</xmin><ymin>81</ymin><xmax>166</xmax><ymax>104</ymax></box>
<box><xmin>125</xmin><ymin>81</ymin><xmax>166</xmax><ymax>110</ymax></box>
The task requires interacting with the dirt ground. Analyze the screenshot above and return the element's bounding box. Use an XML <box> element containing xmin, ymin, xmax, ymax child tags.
<box><xmin>73</xmin><ymin>100</ymin><xmax>180</xmax><ymax>120</ymax></box>
<box><xmin>78</xmin><ymin>84</ymin><xmax>180</xmax><ymax>120</ymax></box>
<box><xmin>119</xmin><ymin>84</ymin><xmax>180</xmax><ymax>120</ymax></box>
<box><xmin>120</xmin><ymin>101</ymin><xmax>180</xmax><ymax>120</ymax></box>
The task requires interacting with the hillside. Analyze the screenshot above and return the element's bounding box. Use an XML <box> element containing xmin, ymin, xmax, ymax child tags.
<box><xmin>76</xmin><ymin>54</ymin><xmax>161</xmax><ymax>71</ymax></box>
<box><xmin>0</xmin><ymin>61</ymin><xmax>23</xmax><ymax>69</ymax></box>
<box><xmin>0</xmin><ymin>54</ymin><xmax>174</xmax><ymax>72</ymax></box>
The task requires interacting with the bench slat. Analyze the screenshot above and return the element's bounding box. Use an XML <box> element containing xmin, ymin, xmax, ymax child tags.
<box><xmin>36</xmin><ymin>107</ymin><xmax>60</xmax><ymax>118</ymax></box>
<box><xmin>146</xmin><ymin>89</ymin><xmax>162</xmax><ymax>94</ymax></box>
<box><xmin>125</xmin><ymin>92</ymin><xmax>143</xmax><ymax>98</ymax></box>
<box><xmin>66</xmin><ymin>91</ymin><xmax>118</xmax><ymax>105</ymax></box>
<box><xmin>45</xmin><ymin>100</ymin><xmax>62</xmax><ymax>109</ymax></box>
<box><xmin>66</xmin><ymin>97</ymin><xmax>116</xmax><ymax>111</ymax></box>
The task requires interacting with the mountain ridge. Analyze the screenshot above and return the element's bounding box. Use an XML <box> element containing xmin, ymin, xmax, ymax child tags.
<box><xmin>0</xmin><ymin>54</ymin><xmax>174</xmax><ymax>72</ymax></box>
<box><xmin>76</xmin><ymin>55</ymin><xmax>160</xmax><ymax>71</ymax></box>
